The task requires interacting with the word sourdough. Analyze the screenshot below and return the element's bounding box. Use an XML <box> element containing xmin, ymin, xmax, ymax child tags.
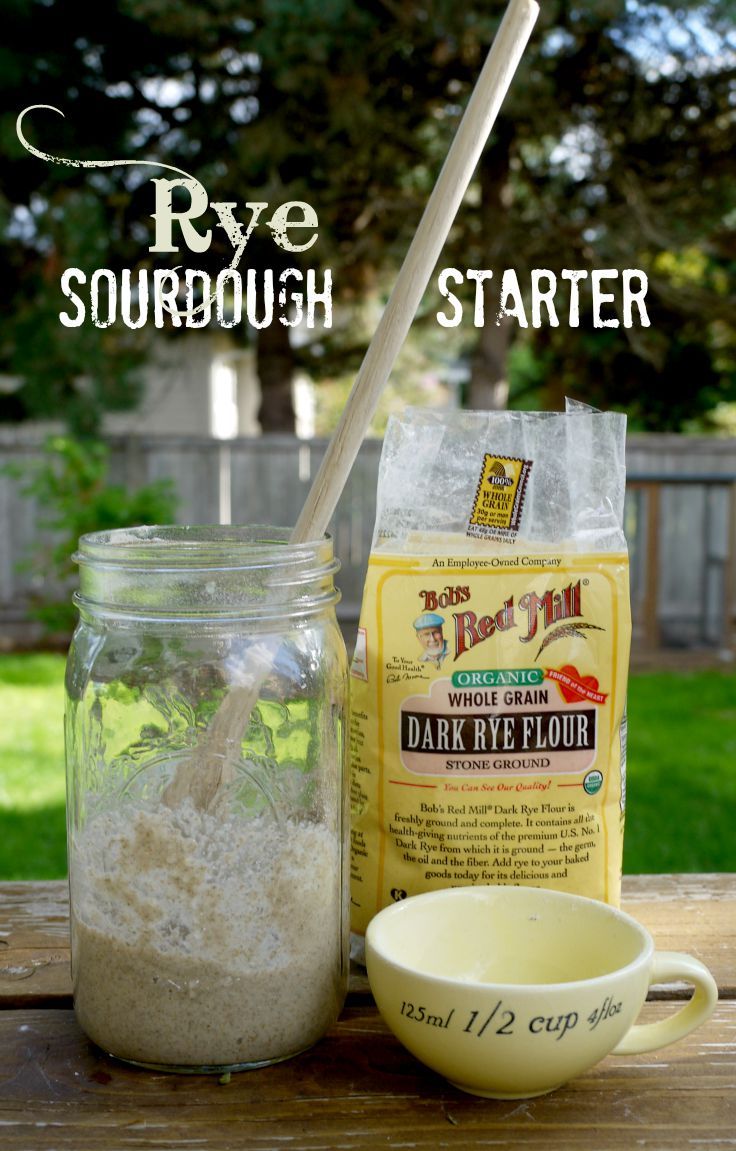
<box><xmin>59</xmin><ymin>267</ymin><xmax>332</xmax><ymax>329</ymax></box>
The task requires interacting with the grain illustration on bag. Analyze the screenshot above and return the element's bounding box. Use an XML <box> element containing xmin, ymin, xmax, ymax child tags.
<box><xmin>350</xmin><ymin>403</ymin><xmax>631</xmax><ymax>938</ymax></box>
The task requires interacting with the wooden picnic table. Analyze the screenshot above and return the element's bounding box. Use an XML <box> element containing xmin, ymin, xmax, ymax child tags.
<box><xmin>0</xmin><ymin>874</ymin><xmax>733</xmax><ymax>1149</ymax></box>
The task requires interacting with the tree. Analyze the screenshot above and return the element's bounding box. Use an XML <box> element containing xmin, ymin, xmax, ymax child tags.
<box><xmin>494</xmin><ymin>0</ymin><xmax>736</xmax><ymax>427</ymax></box>
<box><xmin>246</xmin><ymin>0</ymin><xmax>736</xmax><ymax>425</ymax></box>
<box><xmin>2</xmin><ymin>0</ymin><xmax>734</xmax><ymax>433</ymax></box>
<box><xmin>1</xmin><ymin>0</ymin><xmax>261</xmax><ymax>432</ymax></box>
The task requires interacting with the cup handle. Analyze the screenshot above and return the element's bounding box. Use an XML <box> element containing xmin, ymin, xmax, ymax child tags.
<box><xmin>612</xmin><ymin>951</ymin><xmax>718</xmax><ymax>1056</ymax></box>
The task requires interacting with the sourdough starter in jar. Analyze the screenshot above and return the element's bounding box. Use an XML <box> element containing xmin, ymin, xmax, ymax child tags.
<box><xmin>65</xmin><ymin>527</ymin><xmax>348</xmax><ymax>1071</ymax></box>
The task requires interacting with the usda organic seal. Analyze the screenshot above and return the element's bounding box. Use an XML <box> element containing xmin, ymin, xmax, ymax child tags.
<box><xmin>584</xmin><ymin>770</ymin><xmax>603</xmax><ymax>796</ymax></box>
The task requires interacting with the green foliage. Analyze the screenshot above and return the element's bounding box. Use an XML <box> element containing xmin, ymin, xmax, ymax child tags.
<box><xmin>9</xmin><ymin>435</ymin><xmax>177</xmax><ymax>635</ymax></box>
<box><xmin>1</xmin><ymin>186</ymin><xmax>149</xmax><ymax>436</ymax></box>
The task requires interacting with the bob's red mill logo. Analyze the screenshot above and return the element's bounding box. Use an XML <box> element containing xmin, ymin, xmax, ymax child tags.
<box><xmin>453</xmin><ymin>580</ymin><xmax>583</xmax><ymax>659</ymax></box>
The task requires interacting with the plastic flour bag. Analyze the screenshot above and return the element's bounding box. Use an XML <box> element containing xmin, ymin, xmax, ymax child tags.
<box><xmin>349</xmin><ymin>402</ymin><xmax>631</xmax><ymax>941</ymax></box>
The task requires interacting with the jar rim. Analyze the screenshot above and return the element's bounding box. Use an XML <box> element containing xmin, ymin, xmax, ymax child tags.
<box><xmin>75</xmin><ymin>525</ymin><xmax>335</xmax><ymax>572</ymax></box>
<box><xmin>73</xmin><ymin>525</ymin><xmax>341</xmax><ymax>620</ymax></box>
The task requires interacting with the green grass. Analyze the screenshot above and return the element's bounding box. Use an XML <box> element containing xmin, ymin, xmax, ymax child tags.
<box><xmin>0</xmin><ymin>656</ymin><xmax>734</xmax><ymax>879</ymax></box>
<box><xmin>623</xmin><ymin>670</ymin><xmax>736</xmax><ymax>874</ymax></box>
<box><xmin>0</xmin><ymin>654</ymin><xmax>67</xmax><ymax>879</ymax></box>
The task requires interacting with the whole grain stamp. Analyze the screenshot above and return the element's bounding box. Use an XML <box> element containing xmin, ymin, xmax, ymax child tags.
<box><xmin>350</xmin><ymin>402</ymin><xmax>631</xmax><ymax>940</ymax></box>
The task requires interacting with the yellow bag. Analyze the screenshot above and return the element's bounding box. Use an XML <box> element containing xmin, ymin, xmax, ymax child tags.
<box><xmin>350</xmin><ymin>404</ymin><xmax>631</xmax><ymax>939</ymax></box>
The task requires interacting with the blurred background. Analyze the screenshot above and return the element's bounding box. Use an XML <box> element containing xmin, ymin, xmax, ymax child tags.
<box><xmin>0</xmin><ymin>0</ymin><xmax>734</xmax><ymax>877</ymax></box>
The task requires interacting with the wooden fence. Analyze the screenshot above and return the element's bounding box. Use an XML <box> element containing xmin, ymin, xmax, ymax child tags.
<box><xmin>1</xmin><ymin>431</ymin><xmax>735</xmax><ymax>654</ymax></box>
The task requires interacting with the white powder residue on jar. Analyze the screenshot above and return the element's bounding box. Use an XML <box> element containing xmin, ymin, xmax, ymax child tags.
<box><xmin>70</xmin><ymin>802</ymin><xmax>345</xmax><ymax>1069</ymax></box>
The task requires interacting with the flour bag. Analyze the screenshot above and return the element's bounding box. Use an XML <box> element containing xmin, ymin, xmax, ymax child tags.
<box><xmin>350</xmin><ymin>403</ymin><xmax>631</xmax><ymax>939</ymax></box>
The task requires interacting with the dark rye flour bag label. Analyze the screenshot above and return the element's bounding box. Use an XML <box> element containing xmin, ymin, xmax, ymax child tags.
<box><xmin>349</xmin><ymin>403</ymin><xmax>631</xmax><ymax>938</ymax></box>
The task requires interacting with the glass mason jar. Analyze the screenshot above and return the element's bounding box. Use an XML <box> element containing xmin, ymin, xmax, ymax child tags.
<box><xmin>65</xmin><ymin>526</ymin><xmax>349</xmax><ymax>1073</ymax></box>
